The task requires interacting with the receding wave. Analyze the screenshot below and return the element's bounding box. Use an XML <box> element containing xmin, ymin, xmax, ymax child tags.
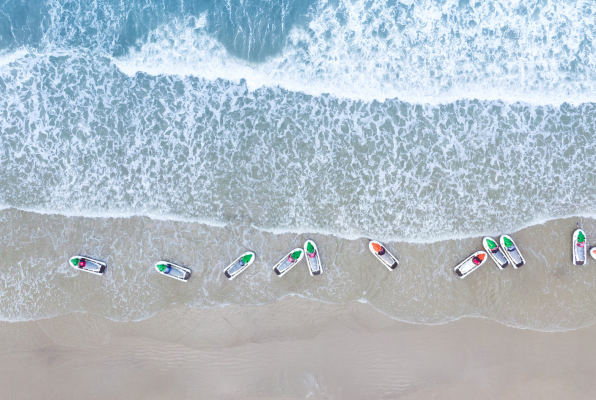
<box><xmin>2</xmin><ymin>0</ymin><xmax>596</xmax><ymax>104</ymax></box>
<box><xmin>113</xmin><ymin>0</ymin><xmax>596</xmax><ymax>105</ymax></box>
<box><xmin>2</xmin><ymin>0</ymin><xmax>596</xmax><ymax>332</ymax></box>
<box><xmin>1</xmin><ymin>208</ymin><xmax>595</xmax><ymax>332</ymax></box>
<box><xmin>2</xmin><ymin>50</ymin><xmax>596</xmax><ymax>241</ymax></box>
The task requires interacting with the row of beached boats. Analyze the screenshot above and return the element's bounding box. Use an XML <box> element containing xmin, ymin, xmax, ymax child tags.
<box><xmin>69</xmin><ymin>239</ymin><xmax>324</xmax><ymax>282</ymax></box>
<box><xmin>453</xmin><ymin>234</ymin><xmax>525</xmax><ymax>279</ymax></box>
<box><xmin>68</xmin><ymin>228</ymin><xmax>595</xmax><ymax>281</ymax></box>
<box><xmin>452</xmin><ymin>227</ymin><xmax>596</xmax><ymax>279</ymax></box>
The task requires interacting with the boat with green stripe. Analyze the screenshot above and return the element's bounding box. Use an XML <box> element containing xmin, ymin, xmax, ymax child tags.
<box><xmin>304</xmin><ymin>240</ymin><xmax>323</xmax><ymax>276</ymax></box>
<box><xmin>69</xmin><ymin>256</ymin><xmax>106</xmax><ymax>275</ymax></box>
<box><xmin>482</xmin><ymin>237</ymin><xmax>508</xmax><ymax>269</ymax></box>
<box><xmin>273</xmin><ymin>248</ymin><xmax>304</xmax><ymax>277</ymax></box>
<box><xmin>224</xmin><ymin>252</ymin><xmax>256</xmax><ymax>280</ymax></box>
<box><xmin>573</xmin><ymin>228</ymin><xmax>587</xmax><ymax>266</ymax></box>
<box><xmin>155</xmin><ymin>261</ymin><xmax>191</xmax><ymax>282</ymax></box>
<box><xmin>500</xmin><ymin>235</ymin><xmax>525</xmax><ymax>268</ymax></box>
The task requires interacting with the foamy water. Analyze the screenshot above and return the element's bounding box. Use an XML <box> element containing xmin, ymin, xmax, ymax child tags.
<box><xmin>1</xmin><ymin>209</ymin><xmax>596</xmax><ymax>332</ymax></box>
<box><xmin>1</xmin><ymin>0</ymin><xmax>596</xmax><ymax>329</ymax></box>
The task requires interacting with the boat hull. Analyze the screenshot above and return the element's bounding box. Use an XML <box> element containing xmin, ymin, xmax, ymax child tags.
<box><xmin>482</xmin><ymin>237</ymin><xmax>508</xmax><ymax>269</ymax></box>
<box><xmin>368</xmin><ymin>240</ymin><xmax>399</xmax><ymax>271</ymax></box>
<box><xmin>500</xmin><ymin>235</ymin><xmax>526</xmax><ymax>268</ymax></box>
<box><xmin>69</xmin><ymin>256</ymin><xmax>106</xmax><ymax>276</ymax></box>
<box><xmin>573</xmin><ymin>229</ymin><xmax>587</xmax><ymax>266</ymax></box>
<box><xmin>154</xmin><ymin>261</ymin><xmax>191</xmax><ymax>282</ymax></box>
<box><xmin>304</xmin><ymin>240</ymin><xmax>323</xmax><ymax>276</ymax></box>
<box><xmin>273</xmin><ymin>248</ymin><xmax>304</xmax><ymax>277</ymax></box>
<box><xmin>454</xmin><ymin>251</ymin><xmax>488</xmax><ymax>279</ymax></box>
<box><xmin>223</xmin><ymin>251</ymin><xmax>256</xmax><ymax>280</ymax></box>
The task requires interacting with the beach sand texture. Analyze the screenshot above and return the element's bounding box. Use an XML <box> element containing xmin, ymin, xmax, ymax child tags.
<box><xmin>2</xmin><ymin>208</ymin><xmax>596</xmax><ymax>331</ymax></box>
<box><xmin>3</xmin><ymin>0</ymin><xmax>596</xmax><ymax>396</ymax></box>
<box><xmin>1</xmin><ymin>297</ymin><xmax>595</xmax><ymax>399</ymax></box>
<box><xmin>1</xmin><ymin>208</ymin><xmax>596</xmax><ymax>397</ymax></box>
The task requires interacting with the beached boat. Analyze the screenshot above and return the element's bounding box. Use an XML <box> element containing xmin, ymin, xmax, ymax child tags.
<box><xmin>304</xmin><ymin>240</ymin><xmax>323</xmax><ymax>276</ymax></box>
<box><xmin>224</xmin><ymin>251</ymin><xmax>256</xmax><ymax>280</ymax></box>
<box><xmin>573</xmin><ymin>229</ymin><xmax>587</xmax><ymax>266</ymax></box>
<box><xmin>368</xmin><ymin>240</ymin><xmax>399</xmax><ymax>270</ymax></box>
<box><xmin>454</xmin><ymin>251</ymin><xmax>487</xmax><ymax>278</ymax></box>
<box><xmin>273</xmin><ymin>248</ymin><xmax>304</xmax><ymax>277</ymax></box>
<box><xmin>482</xmin><ymin>237</ymin><xmax>508</xmax><ymax>269</ymax></box>
<box><xmin>500</xmin><ymin>235</ymin><xmax>525</xmax><ymax>268</ymax></box>
<box><xmin>69</xmin><ymin>256</ymin><xmax>106</xmax><ymax>276</ymax></box>
<box><xmin>154</xmin><ymin>261</ymin><xmax>191</xmax><ymax>282</ymax></box>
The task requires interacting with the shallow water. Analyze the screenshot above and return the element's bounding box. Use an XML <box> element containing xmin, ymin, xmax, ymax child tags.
<box><xmin>0</xmin><ymin>208</ymin><xmax>595</xmax><ymax>331</ymax></box>
<box><xmin>1</xmin><ymin>0</ymin><xmax>595</xmax><ymax>330</ymax></box>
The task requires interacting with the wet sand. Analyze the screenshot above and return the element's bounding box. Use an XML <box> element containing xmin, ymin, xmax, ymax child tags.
<box><xmin>1</xmin><ymin>297</ymin><xmax>595</xmax><ymax>399</ymax></box>
<box><xmin>3</xmin><ymin>208</ymin><xmax>596</xmax><ymax>331</ymax></box>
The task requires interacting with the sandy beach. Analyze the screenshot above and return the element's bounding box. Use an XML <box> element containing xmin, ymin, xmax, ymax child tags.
<box><xmin>1</xmin><ymin>297</ymin><xmax>595</xmax><ymax>399</ymax></box>
<box><xmin>3</xmin><ymin>0</ymin><xmax>596</xmax><ymax>397</ymax></box>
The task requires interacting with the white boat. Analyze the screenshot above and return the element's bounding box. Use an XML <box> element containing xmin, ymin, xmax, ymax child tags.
<box><xmin>454</xmin><ymin>251</ymin><xmax>487</xmax><ymax>279</ymax></box>
<box><xmin>69</xmin><ymin>256</ymin><xmax>106</xmax><ymax>276</ymax></box>
<box><xmin>273</xmin><ymin>248</ymin><xmax>304</xmax><ymax>277</ymax></box>
<box><xmin>368</xmin><ymin>240</ymin><xmax>399</xmax><ymax>271</ymax></box>
<box><xmin>482</xmin><ymin>237</ymin><xmax>508</xmax><ymax>269</ymax></box>
<box><xmin>154</xmin><ymin>261</ymin><xmax>191</xmax><ymax>282</ymax></box>
<box><xmin>573</xmin><ymin>229</ymin><xmax>587</xmax><ymax>266</ymax></box>
<box><xmin>500</xmin><ymin>235</ymin><xmax>525</xmax><ymax>268</ymax></box>
<box><xmin>224</xmin><ymin>251</ymin><xmax>256</xmax><ymax>280</ymax></box>
<box><xmin>304</xmin><ymin>240</ymin><xmax>323</xmax><ymax>276</ymax></box>
<box><xmin>591</xmin><ymin>247</ymin><xmax>596</xmax><ymax>260</ymax></box>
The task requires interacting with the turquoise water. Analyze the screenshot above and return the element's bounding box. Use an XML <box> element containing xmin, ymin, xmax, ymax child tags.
<box><xmin>1</xmin><ymin>0</ymin><xmax>596</xmax><ymax>327</ymax></box>
<box><xmin>2</xmin><ymin>0</ymin><xmax>596</xmax><ymax>240</ymax></box>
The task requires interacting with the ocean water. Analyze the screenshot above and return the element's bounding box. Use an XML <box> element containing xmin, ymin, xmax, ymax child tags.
<box><xmin>1</xmin><ymin>0</ymin><xmax>596</xmax><ymax>330</ymax></box>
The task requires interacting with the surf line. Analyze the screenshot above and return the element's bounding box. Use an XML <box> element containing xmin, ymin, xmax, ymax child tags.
<box><xmin>67</xmin><ymin>224</ymin><xmax>593</xmax><ymax>281</ymax></box>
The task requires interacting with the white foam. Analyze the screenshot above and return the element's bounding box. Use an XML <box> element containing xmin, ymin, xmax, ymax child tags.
<box><xmin>4</xmin><ymin>203</ymin><xmax>596</xmax><ymax>246</ymax></box>
<box><xmin>0</xmin><ymin>49</ymin><xmax>29</xmax><ymax>67</ymax></box>
<box><xmin>113</xmin><ymin>0</ymin><xmax>596</xmax><ymax>105</ymax></box>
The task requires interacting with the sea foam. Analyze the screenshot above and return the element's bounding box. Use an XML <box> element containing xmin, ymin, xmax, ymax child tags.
<box><xmin>114</xmin><ymin>0</ymin><xmax>596</xmax><ymax>105</ymax></box>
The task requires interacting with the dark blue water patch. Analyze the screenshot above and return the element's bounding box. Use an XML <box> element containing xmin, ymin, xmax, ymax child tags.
<box><xmin>0</xmin><ymin>0</ymin><xmax>49</xmax><ymax>51</ymax></box>
<box><xmin>0</xmin><ymin>0</ymin><xmax>320</xmax><ymax>61</ymax></box>
<box><xmin>208</xmin><ymin>0</ymin><xmax>317</xmax><ymax>62</ymax></box>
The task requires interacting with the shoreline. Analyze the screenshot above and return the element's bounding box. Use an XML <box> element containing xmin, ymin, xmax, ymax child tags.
<box><xmin>3</xmin><ymin>205</ymin><xmax>596</xmax><ymax>245</ymax></box>
<box><xmin>1</xmin><ymin>297</ymin><xmax>595</xmax><ymax>399</ymax></box>
<box><xmin>1</xmin><ymin>208</ymin><xmax>596</xmax><ymax>331</ymax></box>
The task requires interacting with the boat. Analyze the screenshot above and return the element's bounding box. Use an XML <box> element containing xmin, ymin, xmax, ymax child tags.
<box><xmin>573</xmin><ymin>229</ymin><xmax>587</xmax><ymax>266</ymax></box>
<box><xmin>454</xmin><ymin>251</ymin><xmax>487</xmax><ymax>278</ymax></box>
<box><xmin>500</xmin><ymin>235</ymin><xmax>525</xmax><ymax>268</ymax></box>
<box><xmin>154</xmin><ymin>261</ymin><xmax>191</xmax><ymax>282</ymax></box>
<box><xmin>591</xmin><ymin>247</ymin><xmax>596</xmax><ymax>260</ymax></box>
<box><xmin>69</xmin><ymin>256</ymin><xmax>106</xmax><ymax>275</ymax></box>
<box><xmin>224</xmin><ymin>251</ymin><xmax>256</xmax><ymax>280</ymax></box>
<box><xmin>304</xmin><ymin>240</ymin><xmax>323</xmax><ymax>276</ymax></box>
<box><xmin>368</xmin><ymin>240</ymin><xmax>399</xmax><ymax>270</ymax></box>
<box><xmin>273</xmin><ymin>248</ymin><xmax>304</xmax><ymax>277</ymax></box>
<box><xmin>482</xmin><ymin>237</ymin><xmax>508</xmax><ymax>269</ymax></box>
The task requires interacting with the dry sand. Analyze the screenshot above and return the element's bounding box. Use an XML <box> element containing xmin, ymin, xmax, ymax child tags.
<box><xmin>0</xmin><ymin>297</ymin><xmax>594</xmax><ymax>399</ymax></box>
